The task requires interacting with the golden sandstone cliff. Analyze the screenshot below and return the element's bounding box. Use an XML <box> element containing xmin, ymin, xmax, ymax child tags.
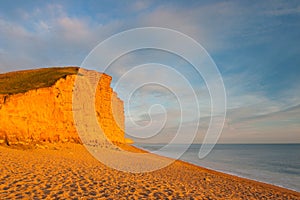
<box><xmin>0</xmin><ymin>67</ymin><xmax>127</xmax><ymax>146</ymax></box>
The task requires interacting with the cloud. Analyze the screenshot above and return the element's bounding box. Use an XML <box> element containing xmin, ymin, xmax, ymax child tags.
<box><xmin>139</xmin><ymin>1</ymin><xmax>296</xmax><ymax>50</ymax></box>
<box><xmin>130</xmin><ymin>0</ymin><xmax>152</xmax><ymax>12</ymax></box>
<box><xmin>262</xmin><ymin>1</ymin><xmax>300</xmax><ymax>16</ymax></box>
<box><xmin>56</xmin><ymin>17</ymin><xmax>94</xmax><ymax>43</ymax></box>
<box><xmin>0</xmin><ymin>3</ymin><xmax>126</xmax><ymax>72</ymax></box>
<box><xmin>0</xmin><ymin>1</ymin><xmax>299</xmax><ymax>143</ymax></box>
<box><xmin>1</xmin><ymin>1</ymin><xmax>295</xmax><ymax>71</ymax></box>
<box><xmin>223</xmin><ymin>104</ymin><xmax>300</xmax><ymax>143</ymax></box>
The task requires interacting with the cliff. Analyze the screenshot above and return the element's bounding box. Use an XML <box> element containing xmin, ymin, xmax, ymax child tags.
<box><xmin>0</xmin><ymin>67</ymin><xmax>126</xmax><ymax>145</ymax></box>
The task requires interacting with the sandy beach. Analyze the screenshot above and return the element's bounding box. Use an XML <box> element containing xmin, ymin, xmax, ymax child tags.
<box><xmin>0</xmin><ymin>143</ymin><xmax>299</xmax><ymax>200</ymax></box>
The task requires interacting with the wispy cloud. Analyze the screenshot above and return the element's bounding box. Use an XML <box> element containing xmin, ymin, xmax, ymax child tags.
<box><xmin>0</xmin><ymin>1</ymin><xmax>299</xmax><ymax>143</ymax></box>
<box><xmin>0</xmin><ymin>3</ymin><xmax>123</xmax><ymax>72</ymax></box>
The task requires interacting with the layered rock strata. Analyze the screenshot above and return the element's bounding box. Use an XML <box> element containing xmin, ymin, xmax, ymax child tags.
<box><xmin>0</xmin><ymin>68</ymin><xmax>126</xmax><ymax>145</ymax></box>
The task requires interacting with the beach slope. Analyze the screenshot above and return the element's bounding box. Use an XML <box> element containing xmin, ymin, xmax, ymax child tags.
<box><xmin>0</xmin><ymin>144</ymin><xmax>299</xmax><ymax>199</ymax></box>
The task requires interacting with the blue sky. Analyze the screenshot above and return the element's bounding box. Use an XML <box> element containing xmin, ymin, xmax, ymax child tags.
<box><xmin>0</xmin><ymin>0</ymin><xmax>299</xmax><ymax>143</ymax></box>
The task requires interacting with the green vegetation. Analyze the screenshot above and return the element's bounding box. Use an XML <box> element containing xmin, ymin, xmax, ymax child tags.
<box><xmin>0</xmin><ymin>67</ymin><xmax>79</xmax><ymax>94</ymax></box>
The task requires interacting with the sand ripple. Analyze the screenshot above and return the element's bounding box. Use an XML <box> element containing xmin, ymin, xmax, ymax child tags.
<box><xmin>0</xmin><ymin>144</ymin><xmax>299</xmax><ymax>199</ymax></box>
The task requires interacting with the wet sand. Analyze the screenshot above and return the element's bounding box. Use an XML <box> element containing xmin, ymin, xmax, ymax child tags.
<box><xmin>0</xmin><ymin>143</ymin><xmax>299</xmax><ymax>199</ymax></box>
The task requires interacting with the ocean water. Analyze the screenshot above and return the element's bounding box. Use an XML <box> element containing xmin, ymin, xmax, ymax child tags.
<box><xmin>135</xmin><ymin>144</ymin><xmax>300</xmax><ymax>192</ymax></box>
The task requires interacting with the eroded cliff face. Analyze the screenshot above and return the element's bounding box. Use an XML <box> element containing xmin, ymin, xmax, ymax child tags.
<box><xmin>0</xmin><ymin>70</ymin><xmax>125</xmax><ymax>145</ymax></box>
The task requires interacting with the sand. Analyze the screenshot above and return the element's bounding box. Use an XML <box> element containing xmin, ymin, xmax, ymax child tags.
<box><xmin>0</xmin><ymin>143</ymin><xmax>299</xmax><ymax>199</ymax></box>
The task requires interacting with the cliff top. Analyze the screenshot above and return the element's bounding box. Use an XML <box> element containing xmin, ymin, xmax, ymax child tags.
<box><xmin>0</xmin><ymin>67</ymin><xmax>79</xmax><ymax>94</ymax></box>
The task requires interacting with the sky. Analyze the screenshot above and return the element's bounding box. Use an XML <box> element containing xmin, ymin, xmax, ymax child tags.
<box><xmin>0</xmin><ymin>0</ymin><xmax>299</xmax><ymax>143</ymax></box>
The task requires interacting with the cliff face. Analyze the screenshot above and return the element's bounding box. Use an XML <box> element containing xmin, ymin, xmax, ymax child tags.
<box><xmin>0</xmin><ymin>68</ymin><xmax>125</xmax><ymax>145</ymax></box>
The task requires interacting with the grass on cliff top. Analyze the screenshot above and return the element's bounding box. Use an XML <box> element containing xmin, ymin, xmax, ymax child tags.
<box><xmin>0</xmin><ymin>67</ymin><xmax>79</xmax><ymax>94</ymax></box>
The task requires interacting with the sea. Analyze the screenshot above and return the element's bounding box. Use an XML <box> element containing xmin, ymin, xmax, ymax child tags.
<box><xmin>135</xmin><ymin>144</ymin><xmax>300</xmax><ymax>192</ymax></box>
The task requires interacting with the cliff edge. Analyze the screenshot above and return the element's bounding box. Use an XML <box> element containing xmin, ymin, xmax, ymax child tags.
<box><xmin>0</xmin><ymin>67</ymin><xmax>127</xmax><ymax>146</ymax></box>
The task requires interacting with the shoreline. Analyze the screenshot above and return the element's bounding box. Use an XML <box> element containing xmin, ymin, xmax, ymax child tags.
<box><xmin>1</xmin><ymin>143</ymin><xmax>299</xmax><ymax>199</ymax></box>
<box><xmin>195</xmin><ymin>165</ymin><xmax>300</xmax><ymax>193</ymax></box>
<box><xmin>120</xmin><ymin>143</ymin><xmax>300</xmax><ymax>196</ymax></box>
<box><xmin>174</xmin><ymin>158</ymin><xmax>300</xmax><ymax>196</ymax></box>
<box><xmin>136</xmin><ymin>143</ymin><xmax>300</xmax><ymax>193</ymax></box>
<box><xmin>174</xmin><ymin>157</ymin><xmax>300</xmax><ymax>193</ymax></box>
